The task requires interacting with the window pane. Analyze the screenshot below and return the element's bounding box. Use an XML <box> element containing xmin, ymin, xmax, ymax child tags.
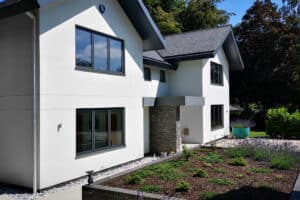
<box><xmin>144</xmin><ymin>68</ymin><xmax>151</xmax><ymax>80</ymax></box>
<box><xmin>76</xmin><ymin>110</ymin><xmax>92</xmax><ymax>153</ymax></box>
<box><xmin>95</xmin><ymin>110</ymin><xmax>109</xmax><ymax>150</ymax></box>
<box><xmin>160</xmin><ymin>70</ymin><xmax>166</xmax><ymax>82</ymax></box>
<box><xmin>94</xmin><ymin>34</ymin><xmax>108</xmax><ymax>71</ymax></box>
<box><xmin>76</xmin><ymin>28</ymin><xmax>92</xmax><ymax>67</ymax></box>
<box><xmin>110</xmin><ymin>109</ymin><xmax>123</xmax><ymax>146</ymax></box>
<box><xmin>109</xmin><ymin>39</ymin><xmax>123</xmax><ymax>73</ymax></box>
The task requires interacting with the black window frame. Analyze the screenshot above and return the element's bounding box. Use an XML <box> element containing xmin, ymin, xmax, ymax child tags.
<box><xmin>75</xmin><ymin>25</ymin><xmax>125</xmax><ymax>76</ymax></box>
<box><xmin>211</xmin><ymin>105</ymin><xmax>224</xmax><ymax>130</ymax></box>
<box><xmin>76</xmin><ymin>108</ymin><xmax>125</xmax><ymax>156</ymax></box>
<box><xmin>160</xmin><ymin>70</ymin><xmax>166</xmax><ymax>83</ymax></box>
<box><xmin>144</xmin><ymin>67</ymin><xmax>151</xmax><ymax>81</ymax></box>
<box><xmin>210</xmin><ymin>62</ymin><xmax>223</xmax><ymax>86</ymax></box>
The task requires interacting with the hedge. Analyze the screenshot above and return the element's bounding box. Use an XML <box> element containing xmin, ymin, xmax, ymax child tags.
<box><xmin>266</xmin><ymin>108</ymin><xmax>300</xmax><ymax>139</ymax></box>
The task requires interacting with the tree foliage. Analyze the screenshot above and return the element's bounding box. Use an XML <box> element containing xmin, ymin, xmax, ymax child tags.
<box><xmin>143</xmin><ymin>0</ymin><xmax>232</xmax><ymax>35</ymax></box>
<box><xmin>231</xmin><ymin>0</ymin><xmax>300</xmax><ymax>109</ymax></box>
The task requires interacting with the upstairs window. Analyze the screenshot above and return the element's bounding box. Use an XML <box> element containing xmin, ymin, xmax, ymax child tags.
<box><xmin>76</xmin><ymin>26</ymin><xmax>124</xmax><ymax>75</ymax></box>
<box><xmin>144</xmin><ymin>67</ymin><xmax>151</xmax><ymax>81</ymax></box>
<box><xmin>211</xmin><ymin>105</ymin><xmax>224</xmax><ymax>130</ymax></box>
<box><xmin>211</xmin><ymin>62</ymin><xmax>223</xmax><ymax>85</ymax></box>
<box><xmin>160</xmin><ymin>70</ymin><xmax>166</xmax><ymax>83</ymax></box>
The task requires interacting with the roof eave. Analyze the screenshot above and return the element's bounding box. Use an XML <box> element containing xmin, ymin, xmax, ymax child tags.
<box><xmin>163</xmin><ymin>51</ymin><xmax>215</xmax><ymax>63</ymax></box>
<box><xmin>0</xmin><ymin>0</ymin><xmax>39</xmax><ymax>20</ymax></box>
<box><xmin>143</xmin><ymin>57</ymin><xmax>176</xmax><ymax>70</ymax></box>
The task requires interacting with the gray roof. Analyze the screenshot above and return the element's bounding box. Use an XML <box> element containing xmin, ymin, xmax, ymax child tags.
<box><xmin>143</xmin><ymin>51</ymin><xmax>175</xmax><ymax>70</ymax></box>
<box><xmin>158</xmin><ymin>26</ymin><xmax>231</xmax><ymax>58</ymax></box>
<box><xmin>0</xmin><ymin>0</ymin><xmax>166</xmax><ymax>51</ymax></box>
<box><xmin>143</xmin><ymin>26</ymin><xmax>244</xmax><ymax>70</ymax></box>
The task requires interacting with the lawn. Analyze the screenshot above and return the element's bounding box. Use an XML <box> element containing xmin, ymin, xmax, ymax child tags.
<box><xmin>103</xmin><ymin>146</ymin><xmax>299</xmax><ymax>200</ymax></box>
<box><xmin>249</xmin><ymin>131</ymin><xmax>267</xmax><ymax>138</ymax></box>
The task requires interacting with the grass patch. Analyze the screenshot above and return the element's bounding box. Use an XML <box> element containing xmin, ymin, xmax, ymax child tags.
<box><xmin>249</xmin><ymin>167</ymin><xmax>272</xmax><ymax>174</ymax></box>
<box><xmin>229</xmin><ymin>157</ymin><xmax>247</xmax><ymax>166</ymax></box>
<box><xmin>176</xmin><ymin>181</ymin><xmax>191</xmax><ymax>192</ymax></box>
<box><xmin>209</xmin><ymin>178</ymin><xmax>235</xmax><ymax>186</ymax></box>
<box><xmin>140</xmin><ymin>185</ymin><xmax>162</xmax><ymax>193</ymax></box>
<box><xmin>214</xmin><ymin>168</ymin><xmax>227</xmax><ymax>174</ymax></box>
<box><xmin>270</xmin><ymin>152</ymin><xmax>297</xmax><ymax>170</ymax></box>
<box><xmin>193</xmin><ymin>169</ymin><xmax>208</xmax><ymax>178</ymax></box>
<box><xmin>200</xmin><ymin>191</ymin><xmax>219</xmax><ymax>200</ymax></box>
<box><xmin>126</xmin><ymin>174</ymin><xmax>144</xmax><ymax>185</ymax></box>
<box><xmin>249</xmin><ymin>131</ymin><xmax>267</xmax><ymax>138</ymax></box>
<box><xmin>200</xmin><ymin>152</ymin><xmax>223</xmax><ymax>163</ymax></box>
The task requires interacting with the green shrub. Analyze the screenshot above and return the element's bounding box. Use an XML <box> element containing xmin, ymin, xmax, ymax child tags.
<box><xmin>182</xmin><ymin>145</ymin><xmax>194</xmax><ymax>161</ymax></box>
<box><xmin>229</xmin><ymin>157</ymin><xmax>247</xmax><ymax>166</ymax></box>
<box><xmin>270</xmin><ymin>152</ymin><xmax>297</xmax><ymax>170</ymax></box>
<box><xmin>169</xmin><ymin>159</ymin><xmax>188</xmax><ymax>168</ymax></box>
<box><xmin>194</xmin><ymin>169</ymin><xmax>208</xmax><ymax>178</ymax></box>
<box><xmin>141</xmin><ymin>185</ymin><xmax>162</xmax><ymax>193</ymax></box>
<box><xmin>214</xmin><ymin>168</ymin><xmax>227</xmax><ymax>174</ymax></box>
<box><xmin>200</xmin><ymin>152</ymin><xmax>223</xmax><ymax>163</ymax></box>
<box><xmin>135</xmin><ymin>169</ymin><xmax>154</xmax><ymax>179</ymax></box>
<box><xmin>249</xmin><ymin>167</ymin><xmax>272</xmax><ymax>173</ymax></box>
<box><xmin>266</xmin><ymin>107</ymin><xmax>289</xmax><ymax>138</ymax></box>
<box><xmin>176</xmin><ymin>181</ymin><xmax>191</xmax><ymax>192</ymax></box>
<box><xmin>199</xmin><ymin>191</ymin><xmax>219</xmax><ymax>200</ymax></box>
<box><xmin>150</xmin><ymin>163</ymin><xmax>186</xmax><ymax>180</ymax></box>
<box><xmin>126</xmin><ymin>174</ymin><xmax>144</xmax><ymax>185</ymax></box>
<box><xmin>286</xmin><ymin>111</ymin><xmax>300</xmax><ymax>139</ymax></box>
<box><xmin>209</xmin><ymin>178</ymin><xmax>235</xmax><ymax>186</ymax></box>
<box><xmin>225</xmin><ymin>146</ymin><xmax>254</xmax><ymax>158</ymax></box>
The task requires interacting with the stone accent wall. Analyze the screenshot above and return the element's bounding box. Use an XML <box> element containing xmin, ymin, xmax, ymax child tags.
<box><xmin>150</xmin><ymin>106</ymin><xmax>181</xmax><ymax>153</ymax></box>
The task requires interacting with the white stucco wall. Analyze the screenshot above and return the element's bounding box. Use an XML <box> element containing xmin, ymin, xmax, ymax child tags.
<box><xmin>0</xmin><ymin>14</ymin><xmax>34</xmax><ymax>188</ymax></box>
<box><xmin>202</xmin><ymin>48</ymin><xmax>230</xmax><ymax>144</ymax></box>
<box><xmin>39</xmin><ymin>0</ymin><xmax>147</xmax><ymax>189</ymax></box>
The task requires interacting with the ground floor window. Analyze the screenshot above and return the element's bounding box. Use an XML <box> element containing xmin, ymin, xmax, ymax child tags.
<box><xmin>76</xmin><ymin>108</ymin><xmax>125</xmax><ymax>155</ymax></box>
<box><xmin>211</xmin><ymin>105</ymin><xmax>224</xmax><ymax>130</ymax></box>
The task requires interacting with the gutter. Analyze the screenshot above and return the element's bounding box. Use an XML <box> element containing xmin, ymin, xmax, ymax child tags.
<box><xmin>25</xmin><ymin>11</ymin><xmax>38</xmax><ymax>195</ymax></box>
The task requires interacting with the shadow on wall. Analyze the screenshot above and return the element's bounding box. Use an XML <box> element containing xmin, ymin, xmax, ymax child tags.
<box><xmin>205</xmin><ymin>186</ymin><xmax>290</xmax><ymax>200</ymax></box>
<box><xmin>40</xmin><ymin>0</ymin><xmax>143</xmax><ymax>73</ymax></box>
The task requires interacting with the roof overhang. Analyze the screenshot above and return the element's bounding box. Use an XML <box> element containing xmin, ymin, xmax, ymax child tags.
<box><xmin>0</xmin><ymin>0</ymin><xmax>39</xmax><ymax>19</ymax></box>
<box><xmin>117</xmin><ymin>0</ymin><xmax>166</xmax><ymax>51</ymax></box>
<box><xmin>143</xmin><ymin>96</ymin><xmax>205</xmax><ymax>107</ymax></box>
<box><xmin>143</xmin><ymin>57</ymin><xmax>176</xmax><ymax>70</ymax></box>
<box><xmin>0</xmin><ymin>0</ymin><xmax>166</xmax><ymax>51</ymax></box>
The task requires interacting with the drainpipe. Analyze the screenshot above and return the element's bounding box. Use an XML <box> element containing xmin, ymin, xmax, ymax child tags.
<box><xmin>25</xmin><ymin>11</ymin><xmax>38</xmax><ymax>195</ymax></box>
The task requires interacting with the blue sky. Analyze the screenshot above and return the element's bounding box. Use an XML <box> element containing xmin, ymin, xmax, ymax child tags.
<box><xmin>218</xmin><ymin>0</ymin><xmax>283</xmax><ymax>26</ymax></box>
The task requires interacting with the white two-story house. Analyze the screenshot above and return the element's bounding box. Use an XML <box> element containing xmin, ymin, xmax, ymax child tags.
<box><xmin>0</xmin><ymin>0</ymin><xmax>244</xmax><ymax>193</ymax></box>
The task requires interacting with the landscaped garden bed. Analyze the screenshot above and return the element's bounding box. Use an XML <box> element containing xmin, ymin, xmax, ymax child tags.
<box><xmin>102</xmin><ymin>145</ymin><xmax>299</xmax><ymax>200</ymax></box>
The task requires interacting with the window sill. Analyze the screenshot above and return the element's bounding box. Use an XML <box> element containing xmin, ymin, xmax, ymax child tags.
<box><xmin>211</xmin><ymin>126</ymin><xmax>224</xmax><ymax>131</ymax></box>
<box><xmin>211</xmin><ymin>83</ymin><xmax>224</xmax><ymax>87</ymax></box>
<box><xmin>75</xmin><ymin>145</ymin><xmax>126</xmax><ymax>160</ymax></box>
<box><xmin>76</xmin><ymin>66</ymin><xmax>125</xmax><ymax>76</ymax></box>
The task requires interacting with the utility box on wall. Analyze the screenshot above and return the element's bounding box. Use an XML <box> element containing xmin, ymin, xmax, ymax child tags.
<box><xmin>183</xmin><ymin>128</ymin><xmax>189</xmax><ymax>136</ymax></box>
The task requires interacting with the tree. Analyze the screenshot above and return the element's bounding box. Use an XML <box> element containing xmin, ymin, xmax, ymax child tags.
<box><xmin>143</xmin><ymin>0</ymin><xmax>232</xmax><ymax>35</ymax></box>
<box><xmin>231</xmin><ymin>0</ymin><xmax>300</xmax><ymax>110</ymax></box>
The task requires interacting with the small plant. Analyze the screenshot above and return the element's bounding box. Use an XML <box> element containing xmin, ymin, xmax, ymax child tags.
<box><xmin>141</xmin><ymin>185</ymin><xmax>162</xmax><ymax>193</ymax></box>
<box><xmin>214</xmin><ymin>168</ymin><xmax>227</xmax><ymax>174</ymax></box>
<box><xmin>203</xmin><ymin>162</ymin><xmax>213</xmax><ymax>168</ymax></box>
<box><xmin>199</xmin><ymin>191</ymin><xmax>219</xmax><ymax>200</ymax></box>
<box><xmin>182</xmin><ymin>145</ymin><xmax>194</xmax><ymax>161</ymax></box>
<box><xmin>229</xmin><ymin>157</ymin><xmax>247</xmax><ymax>166</ymax></box>
<box><xmin>270</xmin><ymin>152</ymin><xmax>296</xmax><ymax>170</ymax></box>
<box><xmin>253</xmin><ymin>148</ymin><xmax>269</xmax><ymax>161</ymax></box>
<box><xmin>231</xmin><ymin>119</ymin><xmax>256</xmax><ymax>128</ymax></box>
<box><xmin>169</xmin><ymin>159</ymin><xmax>188</xmax><ymax>168</ymax></box>
<box><xmin>209</xmin><ymin>178</ymin><xmax>234</xmax><ymax>186</ymax></box>
<box><xmin>236</xmin><ymin>173</ymin><xmax>244</xmax><ymax>178</ymax></box>
<box><xmin>126</xmin><ymin>174</ymin><xmax>144</xmax><ymax>185</ymax></box>
<box><xmin>193</xmin><ymin>169</ymin><xmax>208</xmax><ymax>178</ymax></box>
<box><xmin>249</xmin><ymin>167</ymin><xmax>272</xmax><ymax>174</ymax></box>
<box><xmin>176</xmin><ymin>181</ymin><xmax>191</xmax><ymax>192</ymax></box>
<box><xmin>275</xmin><ymin>174</ymin><xmax>284</xmax><ymax>180</ymax></box>
<box><xmin>225</xmin><ymin>146</ymin><xmax>254</xmax><ymax>158</ymax></box>
<box><xmin>200</xmin><ymin>152</ymin><xmax>223</xmax><ymax>163</ymax></box>
<box><xmin>135</xmin><ymin>169</ymin><xmax>154</xmax><ymax>178</ymax></box>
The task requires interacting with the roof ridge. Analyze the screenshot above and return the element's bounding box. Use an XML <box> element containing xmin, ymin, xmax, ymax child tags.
<box><xmin>164</xmin><ymin>25</ymin><xmax>232</xmax><ymax>38</ymax></box>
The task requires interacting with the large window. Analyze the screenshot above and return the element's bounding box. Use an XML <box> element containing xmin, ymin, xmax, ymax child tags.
<box><xmin>211</xmin><ymin>62</ymin><xmax>223</xmax><ymax>85</ymax></box>
<box><xmin>211</xmin><ymin>105</ymin><xmax>224</xmax><ymax>130</ymax></box>
<box><xmin>76</xmin><ymin>108</ymin><xmax>125</xmax><ymax>155</ymax></box>
<box><xmin>76</xmin><ymin>26</ymin><xmax>124</xmax><ymax>75</ymax></box>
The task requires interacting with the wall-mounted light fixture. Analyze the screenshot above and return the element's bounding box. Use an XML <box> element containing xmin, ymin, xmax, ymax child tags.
<box><xmin>98</xmin><ymin>4</ymin><xmax>105</xmax><ymax>14</ymax></box>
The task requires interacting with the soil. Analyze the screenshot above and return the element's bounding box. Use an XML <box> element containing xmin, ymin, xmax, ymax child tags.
<box><xmin>103</xmin><ymin>148</ymin><xmax>299</xmax><ymax>200</ymax></box>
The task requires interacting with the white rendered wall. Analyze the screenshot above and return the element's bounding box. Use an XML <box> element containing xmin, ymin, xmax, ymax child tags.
<box><xmin>0</xmin><ymin>14</ymin><xmax>34</xmax><ymax>188</ymax></box>
<box><xmin>39</xmin><ymin>0</ymin><xmax>148</xmax><ymax>189</ymax></box>
<box><xmin>202</xmin><ymin>48</ymin><xmax>230</xmax><ymax>144</ymax></box>
<box><xmin>143</xmin><ymin>65</ymin><xmax>169</xmax><ymax>97</ymax></box>
<box><xmin>143</xmin><ymin>107</ymin><xmax>150</xmax><ymax>154</ymax></box>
